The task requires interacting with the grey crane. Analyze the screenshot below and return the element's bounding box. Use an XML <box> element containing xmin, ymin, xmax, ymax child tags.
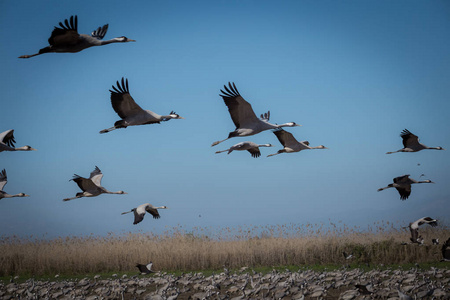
<box><xmin>0</xmin><ymin>169</ymin><xmax>30</xmax><ymax>200</ymax></box>
<box><xmin>121</xmin><ymin>203</ymin><xmax>168</xmax><ymax>225</ymax></box>
<box><xmin>211</xmin><ymin>82</ymin><xmax>301</xmax><ymax>146</ymax></box>
<box><xmin>377</xmin><ymin>174</ymin><xmax>434</xmax><ymax>200</ymax></box>
<box><xmin>100</xmin><ymin>78</ymin><xmax>184</xmax><ymax>133</ymax></box>
<box><xmin>0</xmin><ymin>130</ymin><xmax>36</xmax><ymax>152</ymax></box>
<box><xmin>19</xmin><ymin>15</ymin><xmax>135</xmax><ymax>58</ymax></box>
<box><xmin>63</xmin><ymin>166</ymin><xmax>127</xmax><ymax>201</ymax></box>
<box><xmin>267</xmin><ymin>129</ymin><xmax>327</xmax><ymax>157</ymax></box>
<box><xmin>386</xmin><ymin>129</ymin><xmax>445</xmax><ymax>154</ymax></box>
<box><xmin>408</xmin><ymin>217</ymin><xmax>438</xmax><ymax>244</ymax></box>
<box><xmin>136</xmin><ymin>262</ymin><xmax>155</xmax><ymax>274</ymax></box>
<box><xmin>215</xmin><ymin>141</ymin><xmax>273</xmax><ymax>158</ymax></box>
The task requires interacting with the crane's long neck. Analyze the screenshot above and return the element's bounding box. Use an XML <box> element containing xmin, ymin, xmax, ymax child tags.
<box><xmin>258</xmin><ymin>144</ymin><xmax>272</xmax><ymax>148</ymax></box>
<box><xmin>9</xmin><ymin>194</ymin><xmax>27</xmax><ymax>198</ymax></box>
<box><xmin>276</xmin><ymin>122</ymin><xmax>301</xmax><ymax>129</ymax></box>
<box><xmin>99</xmin><ymin>39</ymin><xmax>121</xmax><ymax>46</ymax></box>
<box><xmin>106</xmin><ymin>191</ymin><xmax>124</xmax><ymax>194</ymax></box>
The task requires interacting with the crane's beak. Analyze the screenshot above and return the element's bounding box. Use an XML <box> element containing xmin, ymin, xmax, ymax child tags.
<box><xmin>129</xmin><ymin>39</ymin><xmax>136</xmax><ymax>42</ymax></box>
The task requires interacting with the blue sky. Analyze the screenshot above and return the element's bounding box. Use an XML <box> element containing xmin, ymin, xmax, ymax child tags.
<box><xmin>1</xmin><ymin>0</ymin><xmax>449</xmax><ymax>238</ymax></box>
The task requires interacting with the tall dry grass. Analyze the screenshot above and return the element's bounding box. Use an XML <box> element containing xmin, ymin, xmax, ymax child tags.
<box><xmin>1</xmin><ymin>221</ymin><xmax>448</xmax><ymax>277</ymax></box>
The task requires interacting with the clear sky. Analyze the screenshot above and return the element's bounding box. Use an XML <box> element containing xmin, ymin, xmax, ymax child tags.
<box><xmin>1</xmin><ymin>0</ymin><xmax>449</xmax><ymax>238</ymax></box>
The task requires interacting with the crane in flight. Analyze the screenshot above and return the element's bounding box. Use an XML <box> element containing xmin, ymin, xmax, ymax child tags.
<box><xmin>122</xmin><ymin>203</ymin><xmax>168</xmax><ymax>225</ymax></box>
<box><xmin>63</xmin><ymin>166</ymin><xmax>127</xmax><ymax>201</ymax></box>
<box><xmin>100</xmin><ymin>78</ymin><xmax>184</xmax><ymax>133</ymax></box>
<box><xmin>215</xmin><ymin>141</ymin><xmax>273</xmax><ymax>158</ymax></box>
<box><xmin>267</xmin><ymin>129</ymin><xmax>327</xmax><ymax>157</ymax></box>
<box><xmin>386</xmin><ymin>129</ymin><xmax>444</xmax><ymax>154</ymax></box>
<box><xmin>0</xmin><ymin>169</ymin><xmax>30</xmax><ymax>200</ymax></box>
<box><xmin>211</xmin><ymin>82</ymin><xmax>300</xmax><ymax>146</ymax></box>
<box><xmin>0</xmin><ymin>130</ymin><xmax>36</xmax><ymax>152</ymax></box>
<box><xmin>19</xmin><ymin>15</ymin><xmax>135</xmax><ymax>58</ymax></box>
<box><xmin>377</xmin><ymin>174</ymin><xmax>434</xmax><ymax>200</ymax></box>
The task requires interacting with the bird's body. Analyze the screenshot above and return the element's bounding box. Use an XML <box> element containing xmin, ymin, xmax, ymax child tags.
<box><xmin>0</xmin><ymin>130</ymin><xmax>36</xmax><ymax>152</ymax></box>
<box><xmin>0</xmin><ymin>169</ymin><xmax>30</xmax><ymax>200</ymax></box>
<box><xmin>136</xmin><ymin>262</ymin><xmax>155</xmax><ymax>274</ymax></box>
<box><xmin>63</xmin><ymin>166</ymin><xmax>126</xmax><ymax>201</ymax></box>
<box><xmin>215</xmin><ymin>141</ymin><xmax>273</xmax><ymax>158</ymax></box>
<box><xmin>377</xmin><ymin>175</ymin><xmax>434</xmax><ymax>200</ymax></box>
<box><xmin>19</xmin><ymin>16</ymin><xmax>135</xmax><ymax>58</ymax></box>
<box><xmin>100</xmin><ymin>78</ymin><xmax>184</xmax><ymax>133</ymax></box>
<box><xmin>386</xmin><ymin>129</ymin><xmax>444</xmax><ymax>154</ymax></box>
<box><xmin>267</xmin><ymin>129</ymin><xmax>327</xmax><ymax>157</ymax></box>
<box><xmin>211</xmin><ymin>82</ymin><xmax>300</xmax><ymax>146</ymax></box>
<box><xmin>408</xmin><ymin>217</ymin><xmax>438</xmax><ymax>244</ymax></box>
<box><xmin>122</xmin><ymin>203</ymin><xmax>168</xmax><ymax>225</ymax></box>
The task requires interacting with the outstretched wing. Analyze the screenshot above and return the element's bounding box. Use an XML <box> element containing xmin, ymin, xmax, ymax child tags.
<box><xmin>422</xmin><ymin>217</ymin><xmax>438</xmax><ymax>227</ymax></box>
<box><xmin>89</xmin><ymin>166</ymin><xmax>103</xmax><ymax>187</ymax></box>
<box><xmin>273</xmin><ymin>129</ymin><xmax>299</xmax><ymax>148</ymax></box>
<box><xmin>146</xmin><ymin>206</ymin><xmax>161</xmax><ymax>219</ymax></box>
<box><xmin>247</xmin><ymin>147</ymin><xmax>261</xmax><ymax>158</ymax></box>
<box><xmin>0</xmin><ymin>130</ymin><xmax>15</xmax><ymax>148</ymax></box>
<box><xmin>48</xmin><ymin>15</ymin><xmax>80</xmax><ymax>46</ymax></box>
<box><xmin>219</xmin><ymin>82</ymin><xmax>259</xmax><ymax>128</ymax></box>
<box><xmin>395</xmin><ymin>186</ymin><xmax>411</xmax><ymax>200</ymax></box>
<box><xmin>393</xmin><ymin>174</ymin><xmax>410</xmax><ymax>184</ymax></box>
<box><xmin>110</xmin><ymin>78</ymin><xmax>146</xmax><ymax>119</ymax></box>
<box><xmin>72</xmin><ymin>175</ymin><xmax>99</xmax><ymax>192</ymax></box>
<box><xmin>133</xmin><ymin>211</ymin><xmax>145</xmax><ymax>225</ymax></box>
<box><xmin>0</xmin><ymin>169</ymin><xmax>7</xmax><ymax>191</ymax></box>
<box><xmin>400</xmin><ymin>129</ymin><xmax>419</xmax><ymax>148</ymax></box>
<box><xmin>91</xmin><ymin>24</ymin><xmax>108</xmax><ymax>39</ymax></box>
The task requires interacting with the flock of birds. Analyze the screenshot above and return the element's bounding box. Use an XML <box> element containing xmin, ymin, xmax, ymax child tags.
<box><xmin>2</xmin><ymin>15</ymin><xmax>448</xmax><ymax>261</ymax></box>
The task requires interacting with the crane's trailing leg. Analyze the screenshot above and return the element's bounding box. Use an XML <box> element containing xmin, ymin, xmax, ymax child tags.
<box><xmin>99</xmin><ymin>127</ymin><xmax>117</xmax><ymax>134</ymax></box>
<box><xmin>63</xmin><ymin>196</ymin><xmax>81</xmax><ymax>201</ymax></box>
<box><xmin>211</xmin><ymin>138</ymin><xmax>229</xmax><ymax>147</ymax></box>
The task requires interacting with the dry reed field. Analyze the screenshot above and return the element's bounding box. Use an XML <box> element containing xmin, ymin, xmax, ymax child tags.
<box><xmin>1</xmin><ymin>221</ymin><xmax>448</xmax><ymax>277</ymax></box>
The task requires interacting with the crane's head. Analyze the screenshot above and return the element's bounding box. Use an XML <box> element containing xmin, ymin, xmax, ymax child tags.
<box><xmin>114</xmin><ymin>36</ymin><xmax>136</xmax><ymax>43</ymax></box>
<box><xmin>286</xmin><ymin>122</ymin><xmax>301</xmax><ymax>127</ymax></box>
<box><xmin>436</xmin><ymin>146</ymin><xmax>445</xmax><ymax>150</ymax></box>
<box><xmin>18</xmin><ymin>193</ymin><xmax>30</xmax><ymax>197</ymax></box>
<box><xmin>169</xmin><ymin>111</ymin><xmax>184</xmax><ymax>119</ymax></box>
<box><xmin>117</xmin><ymin>191</ymin><xmax>127</xmax><ymax>194</ymax></box>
